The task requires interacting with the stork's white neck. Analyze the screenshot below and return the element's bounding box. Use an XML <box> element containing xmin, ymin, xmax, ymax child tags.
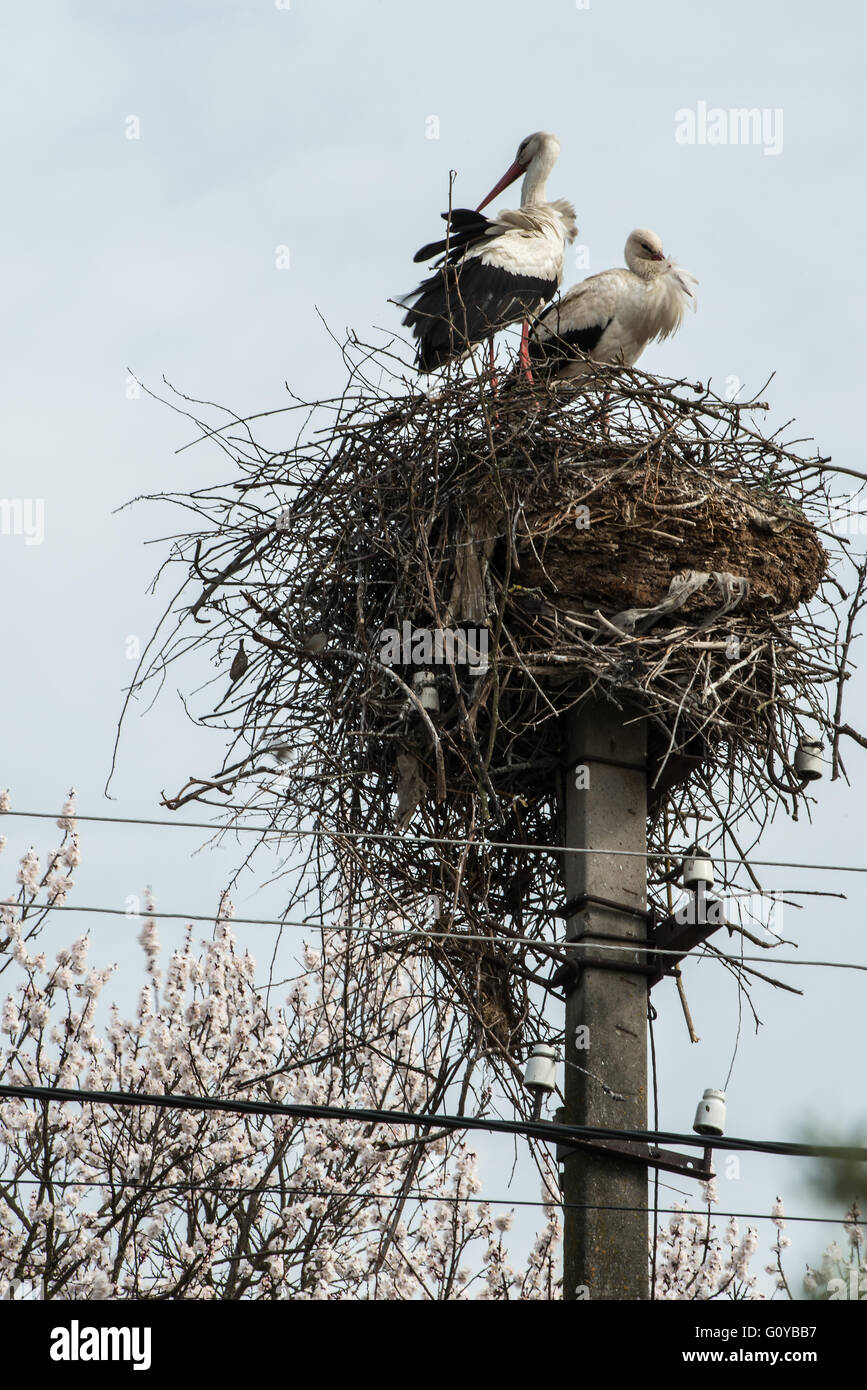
<box><xmin>521</xmin><ymin>164</ymin><xmax>548</xmax><ymax>205</ymax></box>
<box><xmin>520</xmin><ymin>139</ymin><xmax>559</xmax><ymax>206</ymax></box>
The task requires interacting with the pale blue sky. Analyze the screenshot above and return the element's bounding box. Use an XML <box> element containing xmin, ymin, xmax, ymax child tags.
<box><xmin>1</xmin><ymin>0</ymin><xmax>865</xmax><ymax>1287</ymax></box>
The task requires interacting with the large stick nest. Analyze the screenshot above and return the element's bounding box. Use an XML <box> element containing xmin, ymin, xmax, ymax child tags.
<box><xmin>123</xmin><ymin>347</ymin><xmax>867</xmax><ymax>1080</ymax></box>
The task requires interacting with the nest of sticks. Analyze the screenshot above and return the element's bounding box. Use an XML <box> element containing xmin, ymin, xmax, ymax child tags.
<box><xmin>125</xmin><ymin>345</ymin><xmax>867</xmax><ymax>1080</ymax></box>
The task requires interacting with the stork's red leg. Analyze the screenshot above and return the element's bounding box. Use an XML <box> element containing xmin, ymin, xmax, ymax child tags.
<box><xmin>519</xmin><ymin>320</ymin><xmax>534</xmax><ymax>385</ymax></box>
<box><xmin>488</xmin><ymin>335</ymin><xmax>498</xmax><ymax>394</ymax></box>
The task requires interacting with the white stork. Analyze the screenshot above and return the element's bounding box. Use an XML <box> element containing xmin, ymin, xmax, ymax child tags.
<box><xmin>529</xmin><ymin>228</ymin><xmax>697</xmax><ymax>380</ymax></box>
<box><xmin>401</xmin><ymin>132</ymin><xmax>577</xmax><ymax>374</ymax></box>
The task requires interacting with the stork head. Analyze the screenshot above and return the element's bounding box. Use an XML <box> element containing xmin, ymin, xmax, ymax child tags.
<box><xmin>476</xmin><ymin>131</ymin><xmax>561</xmax><ymax>211</ymax></box>
<box><xmin>625</xmin><ymin>228</ymin><xmax>668</xmax><ymax>277</ymax></box>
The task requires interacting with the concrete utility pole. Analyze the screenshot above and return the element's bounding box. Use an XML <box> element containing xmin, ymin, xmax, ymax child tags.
<box><xmin>561</xmin><ymin>699</ymin><xmax>649</xmax><ymax>1300</ymax></box>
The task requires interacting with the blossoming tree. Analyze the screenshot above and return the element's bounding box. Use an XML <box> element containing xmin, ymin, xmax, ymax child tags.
<box><xmin>0</xmin><ymin>793</ymin><xmax>560</xmax><ymax>1299</ymax></box>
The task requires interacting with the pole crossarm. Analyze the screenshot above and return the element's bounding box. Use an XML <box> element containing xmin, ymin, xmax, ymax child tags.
<box><xmin>650</xmin><ymin>894</ymin><xmax>728</xmax><ymax>985</ymax></box>
<box><xmin>551</xmin><ymin>1127</ymin><xmax>715</xmax><ymax>1183</ymax></box>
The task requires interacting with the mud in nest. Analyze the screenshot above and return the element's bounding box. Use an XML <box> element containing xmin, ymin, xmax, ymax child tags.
<box><xmin>509</xmin><ymin>459</ymin><xmax>826</xmax><ymax>618</ymax></box>
<box><xmin>126</xmin><ymin>350</ymin><xmax>867</xmax><ymax>1074</ymax></box>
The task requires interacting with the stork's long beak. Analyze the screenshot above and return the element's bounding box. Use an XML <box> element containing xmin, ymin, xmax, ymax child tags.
<box><xmin>475</xmin><ymin>158</ymin><xmax>527</xmax><ymax>212</ymax></box>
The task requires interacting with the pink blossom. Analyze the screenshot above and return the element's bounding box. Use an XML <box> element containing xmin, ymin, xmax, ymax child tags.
<box><xmin>16</xmin><ymin>848</ymin><xmax>40</xmax><ymax>892</ymax></box>
<box><xmin>56</xmin><ymin>792</ymin><xmax>77</xmax><ymax>832</ymax></box>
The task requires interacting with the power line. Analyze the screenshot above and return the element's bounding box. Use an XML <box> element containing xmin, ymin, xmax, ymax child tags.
<box><xmin>1</xmin><ymin>1081</ymin><xmax>865</xmax><ymax>1163</ymax></box>
<box><xmin>0</xmin><ymin>1175</ymin><xmax>855</xmax><ymax>1226</ymax></box>
<box><xmin>6</xmin><ymin>898</ymin><xmax>867</xmax><ymax>975</ymax></box>
<box><xmin>4</xmin><ymin>807</ymin><xmax>867</xmax><ymax>876</ymax></box>
<box><xmin>0</xmin><ymin>1176</ymin><xmax>545</xmax><ymax>1207</ymax></box>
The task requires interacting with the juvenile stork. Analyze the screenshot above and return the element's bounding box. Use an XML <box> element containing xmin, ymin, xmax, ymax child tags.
<box><xmin>401</xmin><ymin>132</ymin><xmax>577</xmax><ymax>374</ymax></box>
<box><xmin>529</xmin><ymin>229</ymin><xmax>697</xmax><ymax>380</ymax></box>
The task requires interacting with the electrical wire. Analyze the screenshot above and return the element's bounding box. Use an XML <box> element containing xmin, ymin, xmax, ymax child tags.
<box><xmin>4</xmin><ymin>807</ymin><xmax>867</xmax><ymax>876</ymax></box>
<box><xmin>1</xmin><ymin>1081</ymin><xmax>865</xmax><ymax>1163</ymax></box>
<box><xmin>0</xmin><ymin>1175</ymin><xmax>855</xmax><ymax>1226</ymax></box>
<box><xmin>6</xmin><ymin>898</ymin><xmax>867</xmax><ymax>975</ymax></box>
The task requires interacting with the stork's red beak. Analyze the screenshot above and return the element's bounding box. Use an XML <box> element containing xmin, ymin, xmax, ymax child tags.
<box><xmin>652</xmin><ymin>250</ymin><xmax>666</xmax><ymax>261</ymax></box>
<box><xmin>475</xmin><ymin>158</ymin><xmax>527</xmax><ymax>212</ymax></box>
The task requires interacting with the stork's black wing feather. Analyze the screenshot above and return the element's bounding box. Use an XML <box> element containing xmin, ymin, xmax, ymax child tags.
<box><xmin>403</xmin><ymin>260</ymin><xmax>555</xmax><ymax>371</ymax></box>
<box><xmin>529</xmin><ymin>318</ymin><xmax>613</xmax><ymax>367</ymax></box>
<box><xmin>412</xmin><ymin>209</ymin><xmax>493</xmax><ymax>264</ymax></box>
<box><xmin>446</xmin><ymin>209</ymin><xmax>489</xmax><ymax>228</ymax></box>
